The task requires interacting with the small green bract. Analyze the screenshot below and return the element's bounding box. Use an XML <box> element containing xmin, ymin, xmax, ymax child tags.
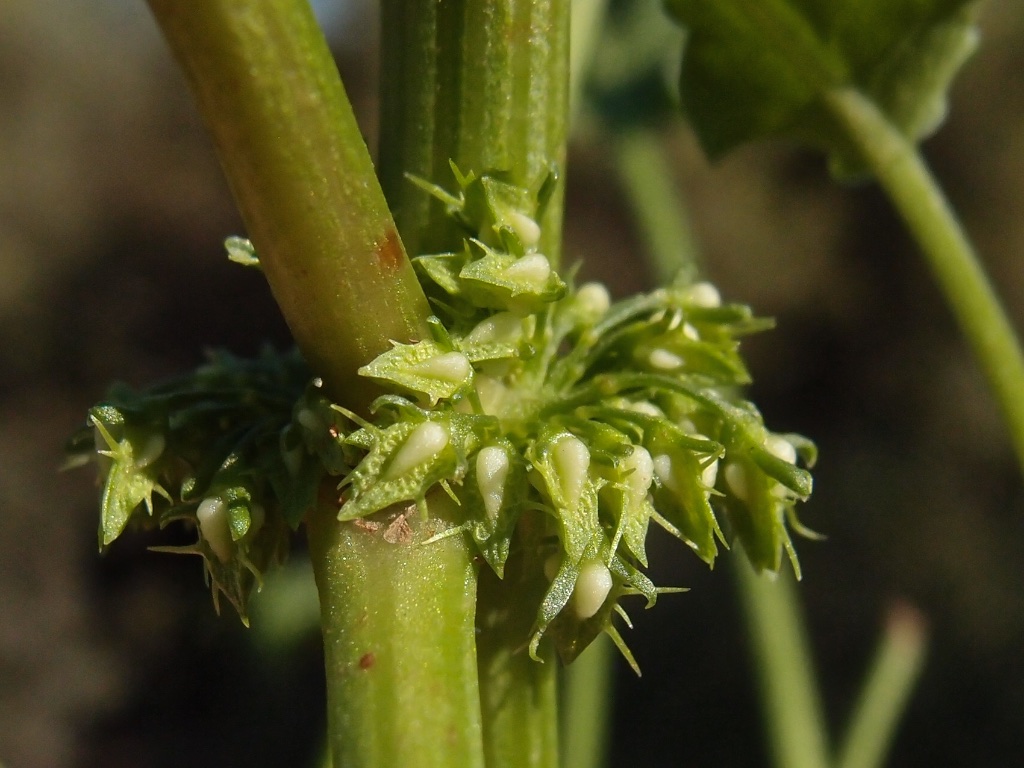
<box><xmin>69</xmin><ymin>166</ymin><xmax>815</xmax><ymax>662</ymax></box>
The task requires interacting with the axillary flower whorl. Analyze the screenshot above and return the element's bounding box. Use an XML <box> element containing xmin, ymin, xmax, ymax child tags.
<box><xmin>69</xmin><ymin>165</ymin><xmax>815</xmax><ymax>666</ymax></box>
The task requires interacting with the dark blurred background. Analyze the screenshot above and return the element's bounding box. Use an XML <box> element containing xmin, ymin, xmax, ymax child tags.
<box><xmin>2</xmin><ymin>1</ymin><xmax>1024</xmax><ymax>766</ymax></box>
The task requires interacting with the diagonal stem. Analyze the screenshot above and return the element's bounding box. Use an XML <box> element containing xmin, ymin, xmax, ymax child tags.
<box><xmin>147</xmin><ymin>0</ymin><xmax>432</xmax><ymax>411</ymax></box>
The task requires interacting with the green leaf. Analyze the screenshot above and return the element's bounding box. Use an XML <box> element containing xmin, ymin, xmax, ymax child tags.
<box><xmin>666</xmin><ymin>0</ymin><xmax>980</xmax><ymax>169</ymax></box>
<box><xmin>91</xmin><ymin>412</ymin><xmax>171</xmax><ymax>547</ymax></box>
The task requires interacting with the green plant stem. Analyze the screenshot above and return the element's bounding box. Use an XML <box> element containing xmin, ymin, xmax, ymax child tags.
<box><xmin>614</xmin><ymin>129</ymin><xmax>700</xmax><ymax>285</ymax></box>
<box><xmin>835</xmin><ymin>604</ymin><xmax>928</xmax><ymax>768</ymax></box>
<box><xmin>735</xmin><ymin>559</ymin><xmax>831</xmax><ymax>768</ymax></box>
<box><xmin>306</xmin><ymin>499</ymin><xmax>485</xmax><ymax>768</ymax></box>
<box><xmin>475</xmin><ymin>539</ymin><xmax>560</xmax><ymax>768</ymax></box>
<box><xmin>378</xmin><ymin>3</ymin><xmax>571</xmax><ymax>764</ymax></box>
<box><xmin>560</xmin><ymin>633</ymin><xmax>613</xmax><ymax>768</ymax></box>
<box><xmin>147</xmin><ymin>0</ymin><xmax>431</xmax><ymax>410</ymax></box>
<box><xmin>825</xmin><ymin>86</ymin><xmax>1024</xmax><ymax>476</ymax></box>
<box><xmin>569</xmin><ymin>0</ymin><xmax>610</xmax><ymax>123</ymax></box>
<box><xmin>379</xmin><ymin>0</ymin><xmax>570</xmax><ymax>261</ymax></box>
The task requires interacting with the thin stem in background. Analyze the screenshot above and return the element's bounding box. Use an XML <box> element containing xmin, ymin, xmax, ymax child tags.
<box><xmin>614</xmin><ymin>129</ymin><xmax>700</xmax><ymax>286</ymax></box>
<box><xmin>735</xmin><ymin>560</ymin><xmax>831</xmax><ymax>768</ymax></box>
<box><xmin>825</xmin><ymin>86</ymin><xmax>1024</xmax><ymax>478</ymax></box>
<box><xmin>569</xmin><ymin>0</ymin><xmax>610</xmax><ymax>122</ymax></box>
<box><xmin>147</xmin><ymin>0</ymin><xmax>432</xmax><ymax>411</ymax></box>
<box><xmin>835</xmin><ymin>604</ymin><xmax>928</xmax><ymax>768</ymax></box>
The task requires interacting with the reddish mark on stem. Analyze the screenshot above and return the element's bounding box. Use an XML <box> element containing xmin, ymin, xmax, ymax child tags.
<box><xmin>375</xmin><ymin>228</ymin><xmax>403</xmax><ymax>272</ymax></box>
<box><xmin>359</xmin><ymin>652</ymin><xmax>376</xmax><ymax>670</ymax></box>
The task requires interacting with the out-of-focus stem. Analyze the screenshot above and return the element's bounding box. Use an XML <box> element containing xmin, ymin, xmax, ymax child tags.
<box><xmin>835</xmin><ymin>604</ymin><xmax>928</xmax><ymax>768</ymax></box>
<box><xmin>475</xmin><ymin>546</ymin><xmax>560</xmax><ymax>768</ymax></box>
<box><xmin>735</xmin><ymin>559</ymin><xmax>830</xmax><ymax>768</ymax></box>
<box><xmin>615</xmin><ymin>129</ymin><xmax>700</xmax><ymax>285</ymax></box>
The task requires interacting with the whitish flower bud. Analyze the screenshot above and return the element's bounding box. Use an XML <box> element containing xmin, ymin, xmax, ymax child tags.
<box><xmin>544</xmin><ymin>553</ymin><xmax>561</xmax><ymax>582</ymax></box>
<box><xmin>624</xmin><ymin>399</ymin><xmax>664</xmax><ymax>418</ymax></box>
<box><xmin>409</xmin><ymin>351</ymin><xmax>473</xmax><ymax>384</ymax></box>
<box><xmin>464</xmin><ymin>312</ymin><xmax>524</xmax><ymax>346</ymax></box>
<box><xmin>623</xmin><ymin>446</ymin><xmax>654</xmax><ymax>505</ymax></box>
<box><xmin>507</xmin><ymin>211</ymin><xmax>541</xmax><ymax>249</ymax></box>
<box><xmin>384</xmin><ymin>422</ymin><xmax>450</xmax><ymax>480</ymax></box>
<box><xmin>682</xmin><ymin>322</ymin><xmax>700</xmax><ymax>341</ymax></box>
<box><xmin>505</xmin><ymin>254</ymin><xmax>552</xmax><ymax>290</ymax></box>
<box><xmin>572</xmin><ymin>560</ymin><xmax>613</xmax><ymax>620</ymax></box>
<box><xmin>648</xmin><ymin>348</ymin><xmax>684</xmax><ymax>371</ymax></box>
<box><xmin>701</xmin><ymin>458</ymin><xmax>719</xmax><ymax>490</ymax></box>
<box><xmin>474</xmin><ymin>374</ymin><xmax>512</xmax><ymax>415</ymax></box>
<box><xmin>576</xmin><ymin>282</ymin><xmax>611</xmax><ymax>321</ymax></box>
<box><xmin>552</xmin><ymin>434</ymin><xmax>590</xmax><ymax>508</ymax></box>
<box><xmin>197</xmin><ymin>497</ymin><xmax>232</xmax><ymax>563</ymax></box>
<box><xmin>652</xmin><ymin>453</ymin><xmax>679</xmax><ymax>494</ymax></box>
<box><xmin>764</xmin><ymin>434</ymin><xmax>797</xmax><ymax>464</ymax></box>
<box><xmin>684</xmin><ymin>281</ymin><xmax>721</xmax><ymax>308</ymax></box>
<box><xmin>724</xmin><ymin>461</ymin><xmax>750</xmax><ymax>502</ymax></box>
<box><xmin>476</xmin><ymin>446</ymin><xmax>511</xmax><ymax>519</ymax></box>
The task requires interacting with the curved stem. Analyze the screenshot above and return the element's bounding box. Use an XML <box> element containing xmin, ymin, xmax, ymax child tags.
<box><xmin>307</xmin><ymin>501</ymin><xmax>485</xmax><ymax>768</ymax></box>
<box><xmin>147</xmin><ymin>0</ymin><xmax>432</xmax><ymax>409</ymax></box>
<box><xmin>825</xmin><ymin>86</ymin><xmax>1024</xmax><ymax>476</ymax></box>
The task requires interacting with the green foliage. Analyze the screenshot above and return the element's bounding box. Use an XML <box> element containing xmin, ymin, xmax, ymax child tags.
<box><xmin>665</xmin><ymin>0</ymin><xmax>979</xmax><ymax>173</ymax></box>
<box><xmin>68</xmin><ymin>349</ymin><xmax>338</xmax><ymax>620</ymax></box>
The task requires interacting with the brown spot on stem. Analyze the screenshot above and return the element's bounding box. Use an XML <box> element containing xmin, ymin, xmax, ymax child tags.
<box><xmin>383</xmin><ymin>505</ymin><xmax>416</xmax><ymax>544</ymax></box>
<box><xmin>359</xmin><ymin>652</ymin><xmax>375</xmax><ymax>670</ymax></box>
<box><xmin>375</xmin><ymin>228</ymin><xmax>403</xmax><ymax>272</ymax></box>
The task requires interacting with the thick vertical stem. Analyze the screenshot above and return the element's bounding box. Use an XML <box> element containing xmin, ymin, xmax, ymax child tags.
<box><xmin>307</xmin><ymin>500</ymin><xmax>485</xmax><ymax>768</ymax></box>
<box><xmin>379</xmin><ymin>0</ymin><xmax>571</xmax><ymax>262</ymax></box>
<box><xmin>475</xmin><ymin>546</ymin><xmax>560</xmax><ymax>768</ymax></box>
<box><xmin>147</xmin><ymin>0</ymin><xmax>432</xmax><ymax>410</ymax></box>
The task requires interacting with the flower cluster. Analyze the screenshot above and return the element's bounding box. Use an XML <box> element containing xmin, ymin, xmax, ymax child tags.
<box><xmin>69</xmin><ymin>167</ymin><xmax>814</xmax><ymax>663</ymax></box>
